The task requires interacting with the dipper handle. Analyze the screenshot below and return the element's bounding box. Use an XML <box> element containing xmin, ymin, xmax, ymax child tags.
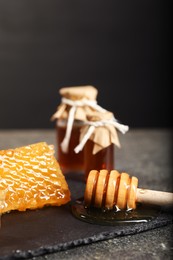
<box><xmin>136</xmin><ymin>188</ymin><xmax>173</xmax><ymax>207</ymax></box>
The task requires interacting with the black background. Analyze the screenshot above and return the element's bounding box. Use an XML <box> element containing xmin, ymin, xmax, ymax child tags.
<box><xmin>0</xmin><ymin>0</ymin><xmax>172</xmax><ymax>129</ymax></box>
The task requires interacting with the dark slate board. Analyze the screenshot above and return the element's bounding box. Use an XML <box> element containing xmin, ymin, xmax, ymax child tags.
<box><xmin>0</xmin><ymin>174</ymin><xmax>172</xmax><ymax>260</ymax></box>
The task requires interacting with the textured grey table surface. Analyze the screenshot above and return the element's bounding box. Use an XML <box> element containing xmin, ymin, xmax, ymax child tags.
<box><xmin>0</xmin><ymin>129</ymin><xmax>172</xmax><ymax>260</ymax></box>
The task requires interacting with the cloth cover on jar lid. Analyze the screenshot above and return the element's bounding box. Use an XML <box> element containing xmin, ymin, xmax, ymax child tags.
<box><xmin>74</xmin><ymin>111</ymin><xmax>129</xmax><ymax>154</ymax></box>
<box><xmin>51</xmin><ymin>86</ymin><xmax>107</xmax><ymax>153</ymax></box>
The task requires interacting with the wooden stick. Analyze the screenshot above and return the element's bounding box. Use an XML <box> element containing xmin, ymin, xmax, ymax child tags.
<box><xmin>136</xmin><ymin>188</ymin><xmax>173</xmax><ymax>207</ymax></box>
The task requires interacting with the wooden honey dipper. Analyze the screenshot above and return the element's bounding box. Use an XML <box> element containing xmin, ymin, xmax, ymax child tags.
<box><xmin>84</xmin><ymin>170</ymin><xmax>173</xmax><ymax>210</ymax></box>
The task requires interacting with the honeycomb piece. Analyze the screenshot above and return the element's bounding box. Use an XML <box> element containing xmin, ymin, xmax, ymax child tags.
<box><xmin>0</xmin><ymin>142</ymin><xmax>71</xmax><ymax>214</ymax></box>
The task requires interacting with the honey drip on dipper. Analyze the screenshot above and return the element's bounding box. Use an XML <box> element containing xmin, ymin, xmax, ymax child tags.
<box><xmin>71</xmin><ymin>170</ymin><xmax>173</xmax><ymax>225</ymax></box>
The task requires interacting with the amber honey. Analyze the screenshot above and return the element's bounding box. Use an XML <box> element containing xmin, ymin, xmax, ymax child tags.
<box><xmin>84</xmin><ymin>139</ymin><xmax>114</xmax><ymax>180</ymax></box>
<box><xmin>56</xmin><ymin>119</ymin><xmax>84</xmax><ymax>173</ymax></box>
<box><xmin>71</xmin><ymin>197</ymin><xmax>160</xmax><ymax>225</ymax></box>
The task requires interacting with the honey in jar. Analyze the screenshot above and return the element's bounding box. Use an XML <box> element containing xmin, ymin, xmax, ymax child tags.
<box><xmin>56</xmin><ymin>119</ymin><xmax>84</xmax><ymax>173</ymax></box>
<box><xmin>51</xmin><ymin>85</ymin><xmax>106</xmax><ymax>174</ymax></box>
<box><xmin>84</xmin><ymin>140</ymin><xmax>114</xmax><ymax>179</ymax></box>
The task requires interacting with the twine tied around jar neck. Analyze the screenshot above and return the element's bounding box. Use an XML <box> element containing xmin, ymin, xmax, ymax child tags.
<box><xmin>74</xmin><ymin>117</ymin><xmax>129</xmax><ymax>154</ymax></box>
<box><xmin>60</xmin><ymin>97</ymin><xmax>107</xmax><ymax>153</ymax></box>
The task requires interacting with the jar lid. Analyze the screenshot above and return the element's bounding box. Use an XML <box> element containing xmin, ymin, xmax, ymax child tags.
<box><xmin>86</xmin><ymin>111</ymin><xmax>114</xmax><ymax>122</ymax></box>
<box><xmin>75</xmin><ymin>110</ymin><xmax>121</xmax><ymax>154</ymax></box>
<box><xmin>59</xmin><ymin>85</ymin><xmax>98</xmax><ymax>100</ymax></box>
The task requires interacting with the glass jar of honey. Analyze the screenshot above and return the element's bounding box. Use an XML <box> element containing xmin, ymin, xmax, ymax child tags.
<box><xmin>51</xmin><ymin>85</ymin><xmax>106</xmax><ymax>174</ymax></box>
<box><xmin>56</xmin><ymin>118</ymin><xmax>84</xmax><ymax>173</ymax></box>
<box><xmin>74</xmin><ymin>111</ymin><xmax>129</xmax><ymax>180</ymax></box>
